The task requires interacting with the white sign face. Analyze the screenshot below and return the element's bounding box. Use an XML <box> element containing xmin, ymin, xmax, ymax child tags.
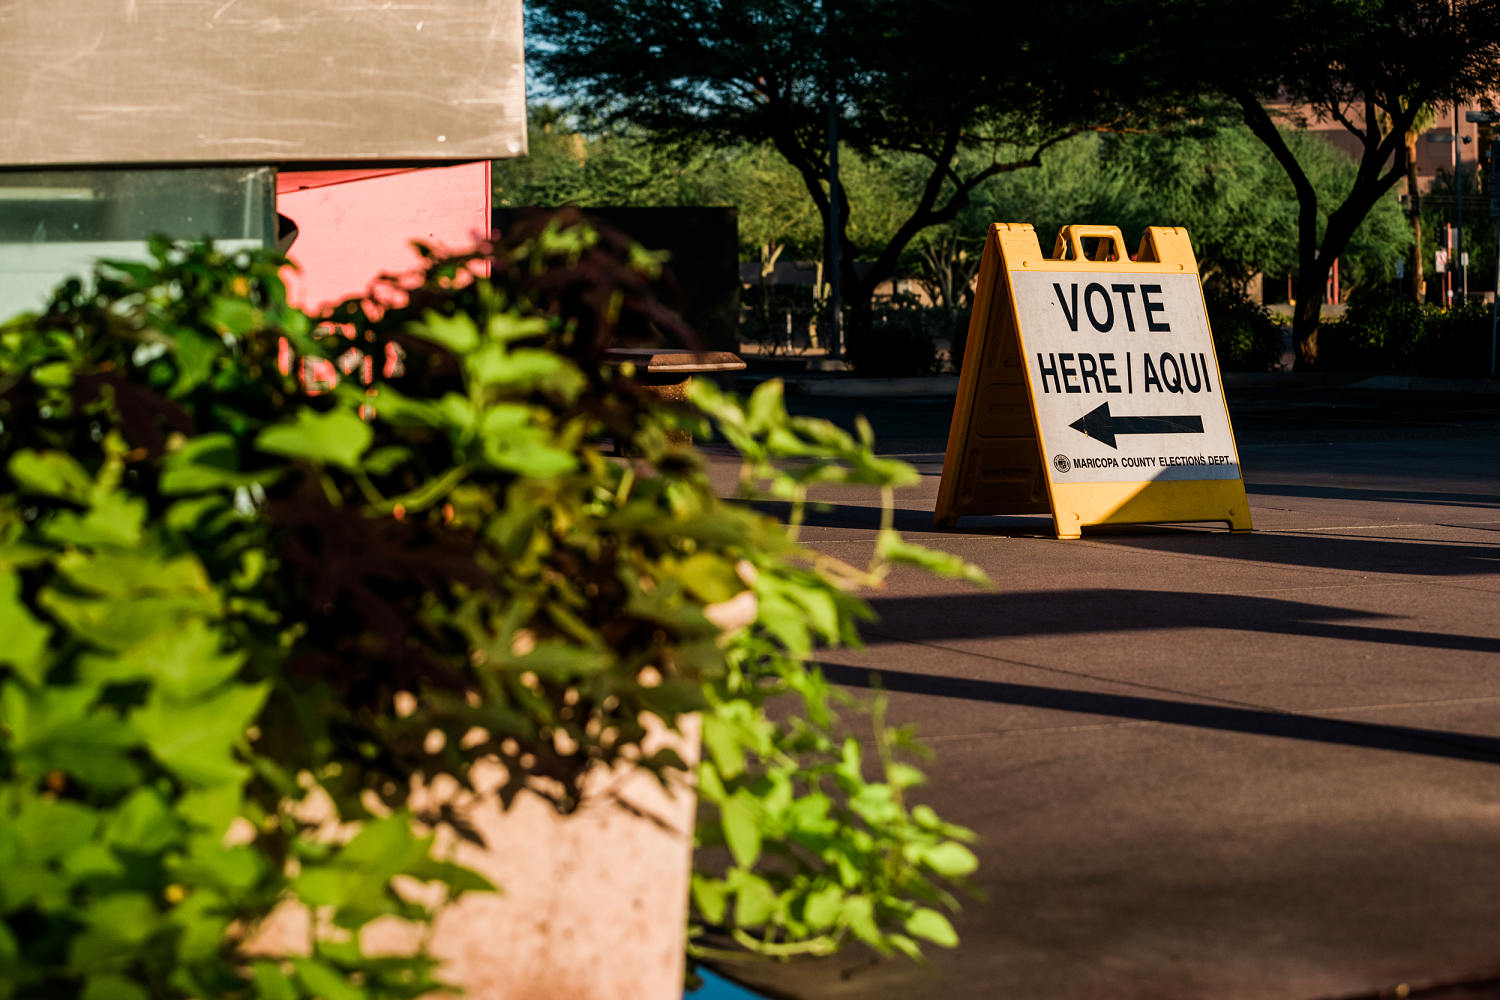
<box><xmin>1008</xmin><ymin>271</ymin><xmax>1241</xmax><ymax>484</ymax></box>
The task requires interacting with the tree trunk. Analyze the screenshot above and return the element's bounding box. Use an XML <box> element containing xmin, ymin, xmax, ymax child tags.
<box><xmin>842</xmin><ymin>292</ymin><xmax>874</xmax><ymax>363</ymax></box>
<box><xmin>1406</xmin><ymin>135</ymin><xmax>1425</xmax><ymax>303</ymax></box>
<box><xmin>1291</xmin><ymin>265</ymin><xmax>1331</xmax><ymax>368</ymax></box>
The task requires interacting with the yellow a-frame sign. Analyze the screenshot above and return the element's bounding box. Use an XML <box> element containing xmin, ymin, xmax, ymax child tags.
<box><xmin>935</xmin><ymin>223</ymin><xmax>1252</xmax><ymax>539</ymax></box>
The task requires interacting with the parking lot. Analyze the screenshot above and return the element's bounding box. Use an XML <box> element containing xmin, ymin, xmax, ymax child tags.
<box><xmin>716</xmin><ymin>379</ymin><xmax>1500</xmax><ymax>1000</ymax></box>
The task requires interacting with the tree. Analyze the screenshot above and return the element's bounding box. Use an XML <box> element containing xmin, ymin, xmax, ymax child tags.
<box><xmin>903</xmin><ymin>125</ymin><xmax>1407</xmax><ymax>318</ymax></box>
<box><xmin>1165</xmin><ymin>0</ymin><xmax>1500</xmax><ymax>367</ymax></box>
<box><xmin>524</xmin><ymin>0</ymin><xmax>1169</xmax><ymax>352</ymax></box>
<box><xmin>1398</xmin><ymin>103</ymin><xmax>1439</xmax><ymax>302</ymax></box>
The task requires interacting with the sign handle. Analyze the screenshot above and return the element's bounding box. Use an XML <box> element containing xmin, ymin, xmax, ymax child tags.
<box><xmin>1051</xmin><ymin>225</ymin><xmax>1130</xmax><ymax>263</ymax></box>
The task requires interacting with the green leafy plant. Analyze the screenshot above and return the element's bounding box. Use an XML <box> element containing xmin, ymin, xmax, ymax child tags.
<box><xmin>0</xmin><ymin>218</ymin><xmax>987</xmax><ymax>998</ymax></box>
<box><xmin>0</xmin><ymin>242</ymin><xmax>485</xmax><ymax>1000</ymax></box>
<box><xmin>845</xmin><ymin>295</ymin><xmax>945</xmax><ymax>378</ymax></box>
<box><xmin>1202</xmin><ymin>283</ymin><xmax>1286</xmax><ymax>372</ymax></box>
<box><xmin>1419</xmin><ymin>299</ymin><xmax>1492</xmax><ymax>376</ymax></box>
<box><xmin>687</xmin><ymin>378</ymin><xmax>987</xmax><ymax>961</ymax></box>
<box><xmin>1319</xmin><ymin>286</ymin><xmax>1493</xmax><ymax>375</ymax></box>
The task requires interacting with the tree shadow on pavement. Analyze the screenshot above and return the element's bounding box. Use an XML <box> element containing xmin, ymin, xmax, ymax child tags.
<box><xmin>751</xmin><ymin>501</ymin><xmax>1051</xmax><ymax>536</ymax></box>
<box><xmin>821</xmin><ymin>661</ymin><xmax>1500</xmax><ymax>765</ymax></box>
<box><xmin>858</xmin><ymin>589</ymin><xmax>1500</xmax><ymax>653</ymax></box>
<box><xmin>779</xmin><ymin>500</ymin><xmax>1500</xmax><ymax>575</ymax></box>
<box><xmin>1094</xmin><ymin>529</ymin><xmax>1500</xmax><ymax>576</ymax></box>
<box><xmin>1249</xmin><ymin>482</ymin><xmax>1500</xmax><ymax>510</ymax></box>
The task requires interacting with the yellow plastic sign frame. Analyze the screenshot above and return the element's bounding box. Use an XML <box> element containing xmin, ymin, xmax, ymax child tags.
<box><xmin>935</xmin><ymin>223</ymin><xmax>1253</xmax><ymax>539</ymax></box>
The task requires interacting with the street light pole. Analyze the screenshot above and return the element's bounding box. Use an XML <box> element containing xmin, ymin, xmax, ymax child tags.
<box><xmin>824</xmin><ymin>0</ymin><xmax>842</xmax><ymax>360</ymax></box>
<box><xmin>1455</xmin><ymin>99</ymin><xmax>1465</xmax><ymax>305</ymax></box>
<box><xmin>827</xmin><ymin>98</ymin><xmax>842</xmax><ymax>360</ymax></box>
<box><xmin>1491</xmin><ymin>139</ymin><xmax>1499</xmax><ymax>377</ymax></box>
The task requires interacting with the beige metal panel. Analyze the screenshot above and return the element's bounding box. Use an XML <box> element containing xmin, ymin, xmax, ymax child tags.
<box><xmin>0</xmin><ymin>0</ymin><xmax>526</xmax><ymax>167</ymax></box>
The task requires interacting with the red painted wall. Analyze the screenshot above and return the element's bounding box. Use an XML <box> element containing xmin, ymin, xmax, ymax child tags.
<box><xmin>276</xmin><ymin>161</ymin><xmax>491</xmax><ymax>315</ymax></box>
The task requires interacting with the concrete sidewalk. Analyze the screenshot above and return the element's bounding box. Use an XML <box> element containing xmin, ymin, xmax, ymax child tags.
<box><xmin>713</xmin><ymin>386</ymin><xmax>1500</xmax><ymax>1000</ymax></box>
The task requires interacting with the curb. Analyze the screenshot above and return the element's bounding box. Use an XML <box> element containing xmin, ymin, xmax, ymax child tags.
<box><xmin>1347</xmin><ymin>374</ymin><xmax>1500</xmax><ymax>394</ymax></box>
<box><xmin>737</xmin><ymin>370</ymin><xmax>1500</xmax><ymax>398</ymax></box>
<box><xmin>736</xmin><ymin>372</ymin><xmax>959</xmax><ymax>397</ymax></box>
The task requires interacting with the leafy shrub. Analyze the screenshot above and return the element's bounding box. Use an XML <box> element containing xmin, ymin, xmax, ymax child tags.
<box><xmin>1202</xmin><ymin>284</ymin><xmax>1285</xmax><ymax>372</ymax></box>
<box><xmin>1320</xmin><ymin>287</ymin><xmax>1492</xmax><ymax>375</ymax></box>
<box><xmin>1319</xmin><ymin>285</ymin><xmax>1428</xmax><ymax>371</ymax></box>
<box><xmin>0</xmin><ymin>222</ymin><xmax>987</xmax><ymax>997</ymax></box>
<box><xmin>846</xmin><ymin>296</ymin><xmax>944</xmax><ymax>377</ymax></box>
<box><xmin>1421</xmin><ymin>300</ymin><xmax>1493</xmax><ymax>376</ymax></box>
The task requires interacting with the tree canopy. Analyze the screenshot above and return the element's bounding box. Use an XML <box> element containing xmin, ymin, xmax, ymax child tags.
<box><xmin>1154</xmin><ymin>0</ymin><xmax>1500</xmax><ymax>365</ymax></box>
<box><xmin>524</xmin><ymin>0</ymin><xmax>1179</xmax><ymax>348</ymax></box>
<box><xmin>519</xmin><ymin>0</ymin><xmax>1498</xmax><ymax>368</ymax></box>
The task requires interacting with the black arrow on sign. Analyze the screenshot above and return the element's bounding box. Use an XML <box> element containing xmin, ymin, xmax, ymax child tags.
<box><xmin>1068</xmin><ymin>401</ymin><xmax>1203</xmax><ymax>449</ymax></box>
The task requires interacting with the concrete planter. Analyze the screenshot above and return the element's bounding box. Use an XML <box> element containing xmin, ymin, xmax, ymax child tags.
<box><xmin>251</xmin><ymin>717</ymin><xmax>701</xmax><ymax>1000</ymax></box>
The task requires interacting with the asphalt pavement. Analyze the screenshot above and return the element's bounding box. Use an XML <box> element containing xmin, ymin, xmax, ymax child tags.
<box><xmin>709</xmin><ymin>377</ymin><xmax>1500</xmax><ymax>1000</ymax></box>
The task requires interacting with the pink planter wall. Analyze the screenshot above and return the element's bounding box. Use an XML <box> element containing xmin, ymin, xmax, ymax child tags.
<box><xmin>277</xmin><ymin>161</ymin><xmax>492</xmax><ymax>315</ymax></box>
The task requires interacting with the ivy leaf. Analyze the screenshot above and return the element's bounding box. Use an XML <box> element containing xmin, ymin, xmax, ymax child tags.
<box><xmin>404</xmin><ymin>857</ymin><xmax>496</xmax><ymax>895</ymax></box>
<box><xmin>5</xmin><ymin>686</ymin><xmax>142</xmax><ymax>789</ymax></box>
<box><xmin>921</xmin><ymin>841</ymin><xmax>979</xmax><ymax>878</ymax></box>
<box><xmin>904</xmin><ymin>907</ymin><xmax>959</xmax><ymax>948</ymax></box>
<box><xmin>468</xmin><ymin>346</ymin><xmax>584</xmax><ymax>397</ymax></box>
<box><xmin>886</xmin><ymin>933</ymin><xmax>924</xmax><ymax>961</ymax></box>
<box><xmin>252</xmin><ymin>961</ymin><xmax>299</xmax><ymax>1000</ymax></box>
<box><xmin>361</xmin><ymin>444</ymin><xmax>412</xmax><ymax>476</ymax></box>
<box><xmin>12</xmin><ymin>797</ymin><xmax>100</xmax><ymax>862</ymax></box>
<box><xmin>732</xmin><ymin>873</ymin><xmax>776</xmax><ymax>928</ymax></box>
<box><xmin>0</xmin><ymin>572</ymin><xmax>51</xmax><ymax>686</ymax></box>
<box><xmin>675</xmin><ymin>553</ymin><xmax>743</xmax><ymax>605</ymax></box>
<box><xmin>876</xmin><ymin>530</ymin><xmax>993</xmax><ymax>587</ymax></box>
<box><xmin>255</xmin><ymin>408</ymin><xmax>372</xmax><ymax>469</ymax></box>
<box><xmin>56</xmin><ymin>550</ymin><xmax>210</xmax><ymax>600</ymax></box>
<box><xmin>690</xmin><ymin>874</ymin><xmax>729</xmax><ymax>926</ymax></box>
<box><xmin>841</xmin><ymin>894</ymin><xmax>882</xmax><ymax>947</ymax></box>
<box><xmin>887</xmin><ymin>763</ymin><xmax>927</xmax><ymax>790</ymax></box>
<box><xmin>40</xmin><ymin>491</ymin><xmax>148</xmax><ymax>549</ymax></box>
<box><xmin>482</xmin><ymin>435</ymin><xmax>576</xmax><ymax>478</ymax></box>
<box><xmin>294</xmin><ymin>957</ymin><xmax>367</xmax><ymax>1000</ymax></box>
<box><xmin>699</xmin><ymin>714</ymin><xmax>746</xmax><ymax>781</ymax></box>
<box><xmin>172</xmin><ymin>836</ymin><xmax>266</xmax><ymax>894</ymax></box>
<box><xmin>81</xmin><ymin>975</ymin><xmax>150</xmax><ymax>1000</ymax></box>
<box><xmin>412</xmin><ymin>310</ymin><xmax>479</xmax><ymax>354</ymax></box>
<box><xmin>8</xmin><ymin>450</ymin><xmax>92</xmax><ymax>503</ymax></box>
<box><xmin>104</xmin><ymin>788</ymin><xmax>182</xmax><ymax>854</ymax></box>
<box><xmin>170</xmin><ymin>329</ymin><xmax>225</xmax><ymax>395</ymax></box>
<box><xmin>720</xmin><ymin>792</ymin><xmax>762</xmax><ymax>868</ymax></box>
<box><xmin>132</xmin><ymin>682</ymin><xmax>269</xmax><ymax>785</ymax></box>
<box><xmin>745</xmin><ymin>379</ymin><xmax>785</xmax><ymax>434</ymax></box>
<box><xmin>66</xmin><ymin>893</ymin><xmax>161</xmax><ymax>973</ymax></box>
<box><xmin>0</xmin><ymin>921</ymin><xmax>18</xmax><ymax>966</ymax></box>
<box><xmin>175</xmin><ymin>784</ymin><xmax>245</xmax><ymax>838</ymax></box>
<box><xmin>485</xmin><ymin>312</ymin><xmax>550</xmax><ymax>343</ymax></box>
<box><xmin>41</xmin><ymin>590</ymin><xmax>216</xmax><ymax>652</ymax></box>
<box><xmin>31</xmin><ymin>360</ymin><xmax>73</xmax><ymax>389</ymax></box>
<box><xmin>803</xmin><ymin>885</ymin><xmax>843</xmax><ymax>930</ymax></box>
<box><xmin>78</xmin><ymin>619</ymin><xmax>244</xmax><ymax>701</ymax></box>
<box><xmin>365</xmin><ymin>384</ymin><xmax>448</xmax><ymax>428</ymax></box>
<box><xmin>293</xmin><ymin>815</ymin><xmax>438</xmax><ymax>927</ymax></box>
<box><xmin>168</xmin><ymin>888</ymin><xmax>232</xmax><ymax>964</ymax></box>
<box><xmin>61</xmin><ymin>842</ymin><xmax>126</xmax><ymax>881</ymax></box>
<box><xmin>161</xmin><ymin>433</ymin><xmax>279</xmax><ymax>495</ymax></box>
<box><xmin>207</xmin><ymin>295</ymin><xmax>259</xmax><ymax>336</ymax></box>
<box><xmin>0</xmin><ymin>865</ymin><xmax>71</xmax><ymax>913</ymax></box>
